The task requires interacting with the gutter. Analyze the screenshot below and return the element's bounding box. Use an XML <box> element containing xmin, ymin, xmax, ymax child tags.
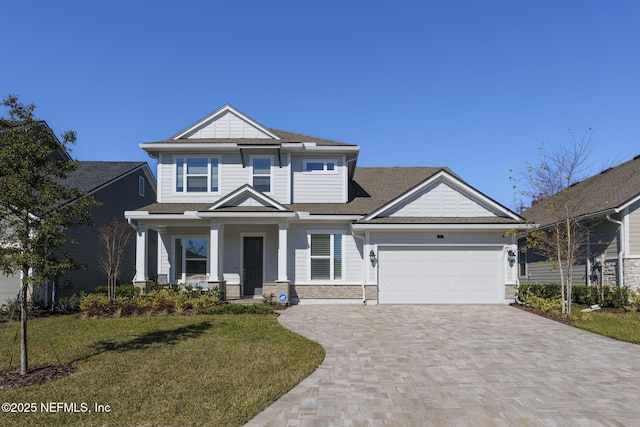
<box><xmin>605</xmin><ymin>215</ymin><xmax>625</xmax><ymax>287</ymax></box>
<box><xmin>350</xmin><ymin>224</ymin><xmax>368</xmax><ymax>305</ymax></box>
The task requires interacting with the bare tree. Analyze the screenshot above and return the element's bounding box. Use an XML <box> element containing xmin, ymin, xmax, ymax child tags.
<box><xmin>98</xmin><ymin>218</ymin><xmax>133</xmax><ymax>300</ymax></box>
<box><xmin>515</xmin><ymin>129</ymin><xmax>596</xmax><ymax>316</ymax></box>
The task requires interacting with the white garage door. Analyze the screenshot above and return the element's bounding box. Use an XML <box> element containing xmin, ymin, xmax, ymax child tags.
<box><xmin>378</xmin><ymin>246</ymin><xmax>503</xmax><ymax>304</ymax></box>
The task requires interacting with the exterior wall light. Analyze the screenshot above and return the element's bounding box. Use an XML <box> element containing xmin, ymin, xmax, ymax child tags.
<box><xmin>369</xmin><ymin>250</ymin><xmax>376</xmax><ymax>266</ymax></box>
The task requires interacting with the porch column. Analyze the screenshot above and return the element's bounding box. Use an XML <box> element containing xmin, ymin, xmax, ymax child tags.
<box><xmin>277</xmin><ymin>222</ymin><xmax>289</xmax><ymax>282</ymax></box>
<box><xmin>209</xmin><ymin>222</ymin><xmax>220</xmax><ymax>282</ymax></box>
<box><xmin>134</xmin><ymin>223</ymin><xmax>148</xmax><ymax>282</ymax></box>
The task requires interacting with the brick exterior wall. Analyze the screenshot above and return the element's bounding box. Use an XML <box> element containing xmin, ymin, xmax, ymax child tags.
<box><xmin>505</xmin><ymin>284</ymin><xmax>517</xmax><ymax>299</ymax></box>
<box><xmin>291</xmin><ymin>284</ymin><xmax>377</xmax><ymax>301</ymax></box>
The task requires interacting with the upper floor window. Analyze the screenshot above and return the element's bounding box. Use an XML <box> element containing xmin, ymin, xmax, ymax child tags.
<box><xmin>304</xmin><ymin>159</ymin><xmax>336</xmax><ymax>173</ymax></box>
<box><xmin>176</xmin><ymin>157</ymin><xmax>219</xmax><ymax>193</ymax></box>
<box><xmin>252</xmin><ymin>157</ymin><xmax>272</xmax><ymax>193</ymax></box>
<box><xmin>138</xmin><ymin>176</ymin><xmax>145</xmax><ymax>197</ymax></box>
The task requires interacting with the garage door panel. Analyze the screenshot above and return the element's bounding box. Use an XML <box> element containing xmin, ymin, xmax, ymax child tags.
<box><xmin>378</xmin><ymin>247</ymin><xmax>502</xmax><ymax>304</ymax></box>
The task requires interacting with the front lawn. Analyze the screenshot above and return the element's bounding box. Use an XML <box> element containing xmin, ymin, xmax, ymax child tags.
<box><xmin>572</xmin><ymin>310</ymin><xmax>640</xmax><ymax>344</ymax></box>
<box><xmin>0</xmin><ymin>313</ymin><xmax>325</xmax><ymax>426</ymax></box>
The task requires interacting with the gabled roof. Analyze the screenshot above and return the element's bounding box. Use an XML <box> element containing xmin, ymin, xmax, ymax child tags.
<box><xmin>65</xmin><ymin>161</ymin><xmax>150</xmax><ymax>195</ymax></box>
<box><xmin>208</xmin><ymin>184</ymin><xmax>290</xmax><ymax>211</ymax></box>
<box><xmin>142</xmin><ymin>104</ymin><xmax>356</xmax><ymax>147</ymax></box>
<box><xmin>522</xmin><ymin>154</ymin><xmax>640</xmax><ymax>225</ymax></box>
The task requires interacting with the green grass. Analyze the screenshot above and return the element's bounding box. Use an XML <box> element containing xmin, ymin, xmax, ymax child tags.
<box><xmin>572</xmin><ymin>310</ymin><xmax>640</xmax><ymax>344</ymax></box>
<box><xmin>0</xmin><ymin>313</ymin><xmax>325</xmax><ymax>426</ymax></box>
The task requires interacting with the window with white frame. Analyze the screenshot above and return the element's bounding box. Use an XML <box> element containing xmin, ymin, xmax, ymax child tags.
<box><xmin>309</xmin><ymin>233</ymin><xmax>343</xmax><ymax>280</ymax></box>
<box><xmin>252</xmin><ymin>157</ymin><xmax>272</xmax><ymax>192</ymax></box>
<box><xmin>138</xmin><ymin>176</ymin><xmax>145</xmax><ymax>197</ymax></box>
<box><xmin>176</xmin><ymin>157</ymin><xmax>219</xmax><ymax>193</ymax></box>
<box><xmin>303</xmin><ymin>159</ymin><xmax>336</xmax><ymax>173</ymax></box>
<box><xmin>174</xmin><ymin>237</ymin><xmax>208</xmax><ymax>281</ymax></box>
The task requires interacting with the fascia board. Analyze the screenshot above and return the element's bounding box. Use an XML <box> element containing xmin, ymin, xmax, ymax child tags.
<box><xmin>209</xmin><ymin>185</ymin><xmax>288</xmax><ymax>211</ymax></box>
<box><xmin>294</xmin><ymin>212</ymin><xmax>363</xmax><ymax>221</ymax></box>
<box><xmin>616</xmin><ymin>193</ymin><xmax>640</xmax><ymax>212</ymax></box>
<box><xmin>363</xmin><ymin>170</ymin><xmax>521</xmax><ymax>221</ymax></box>
<box><xmin>196</xmin><ymin>212</ymin><xmax>296</xmax><ymax>219</ymax></box>
<box><xmin>352</xmin><ymin>223</ymin><xmax>532</xmax><ymax>231</ymax></box>
<box><xmin>140</xmin><ymin>143</ymin><xmax>239</xmax><ymax>152</ymax></box>
<box><xmin>124</xmin><ymin>211</ymin><xmax>202</xmax><ymax>221</ymax></box>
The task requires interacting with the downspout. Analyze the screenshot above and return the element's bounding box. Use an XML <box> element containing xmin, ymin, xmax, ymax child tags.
<box><xmin>351</xmin><ymin>224</ymin><xmax>367</xmax><ymax>305</ymax></box>
<box><xmin>605</xmin><ymin>214</ymin><xmax>624</xmax><ymax>287</ymax></box>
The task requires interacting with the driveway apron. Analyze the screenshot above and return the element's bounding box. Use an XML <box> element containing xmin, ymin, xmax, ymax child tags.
<box><xmin>245</xmin><ymin>305</ymin><xmax>640</xmax><ymax>426</ymax></box>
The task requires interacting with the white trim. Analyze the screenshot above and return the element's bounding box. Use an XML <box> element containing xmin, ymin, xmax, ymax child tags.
<box><xmin>172</xmin><ymin>104</ymin><xmax>281</xmax><ymax>140</ymax></box>
<box><xmin>306</xmin><ymin>229</ymin><xmax>347</xmax><ymax>282</ymax></box>
<box><xmin>362</xmin><ymin>170</ymin><xmax>522</xmax><ymax>222</ymax></box>
<box><xmin>173</xmin><ymin>155</ymin><xmax>221</xmax><ymax>195</ymax></box>
<box><xmin>250</xmin><ymin>155</ymin><xmax>274</xmax><ymax>195</ymax></box>
<box><xmin>157</xmin><ymin>153</ymin><xmax>164</xmax><ymax>203</ymax></box>
<box><xmin>138</xmin><ymin>176</ymin><xmax>145</xmax><ymax>197</ymax></box>
<box><xmin>302</xmin><ymin>158</ymin><xmax>339</xmax><ymax>174</ymax></box>
<box><xmin>208</xmin><ymin>184</ymin><xmax>288</xmax><ymax>211</ymax></box>
<box><xmin>352</xmin><ymin>223</ymin><xmax>526</xmax><ymax>231</ymax></box>
<box><xmin>294</xmin><ymin>213</ymin><xmax>363</xmax><ymax>221</ymax></box>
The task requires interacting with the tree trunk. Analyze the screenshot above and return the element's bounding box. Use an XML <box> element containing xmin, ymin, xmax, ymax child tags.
<box><xmin>20</xmin><ymin>280</ymin><xmax>29</xmax><ymax>375</ymax></box>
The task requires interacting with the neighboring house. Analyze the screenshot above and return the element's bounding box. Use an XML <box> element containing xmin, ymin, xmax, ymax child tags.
<box><xmin>125</xmin><ymin>104</ymin><xmax>527</xmax><ymax>304</ymax></box>
<box><xmin>519</xmin><ymin>154</ymin><xmax>640</xmax><ymax>291</ymax></box>
<box><xmin>0</xmin><ymin>160</ymin><xmax>157</xmax><ymax>305</ymax></box>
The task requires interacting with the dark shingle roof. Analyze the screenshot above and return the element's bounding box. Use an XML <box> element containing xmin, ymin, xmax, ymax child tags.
<box><xmin>522</xmin><ymin>154</ymin><xmax>640</xmax><ymax>225</ymax></box>
<box><xmin>143</xmin><ymin>128</ymin><xmax>356</xmax><ymax>147</ymax></box>
<box><xmin>65</xmin><ymin>161</ymin><xmax>147</xmax><ymax>194</ymax></box>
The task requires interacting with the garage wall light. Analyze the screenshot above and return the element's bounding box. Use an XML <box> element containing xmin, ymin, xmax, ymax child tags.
<box><xmin>369</xmin><ymin>250</ymin><xmax>376</xmax><ymax>266</ymax></box>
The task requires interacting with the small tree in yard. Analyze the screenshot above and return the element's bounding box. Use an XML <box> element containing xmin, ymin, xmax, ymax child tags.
<box><xmin>513</xmin><ymin>129</ymin><xmax>596</xmax><ymax>316</ymax></box>
<box><xmin>0</xmin><ymin>94</ymin><xmax>96</xmax><ymax>375</ymax></box>
<box><xmin>98</xmin><ymin>218</ymin><xmax>134</xmax><ymax>300</ymax></box>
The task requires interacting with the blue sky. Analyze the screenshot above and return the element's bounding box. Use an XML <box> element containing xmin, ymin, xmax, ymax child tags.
<box><xmin>2</xmin><ymin>0</ymin><xmax>639</xmax><ymax>209</ymax></box>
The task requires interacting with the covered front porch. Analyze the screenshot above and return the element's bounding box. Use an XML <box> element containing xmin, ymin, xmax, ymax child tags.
<box><xmin>131</xmin><ymin>213</ymin><xmax>293</xmax><ymax>301</ymax></box>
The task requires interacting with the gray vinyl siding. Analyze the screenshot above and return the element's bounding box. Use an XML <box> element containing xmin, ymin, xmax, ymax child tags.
<box><xmin>57</xmin><ymin>167</ymin><xmax>157</xmax><ymax>299</ymax></box>
<box><xmin>291</xmin><ymin>155</ymin><xmax>346</xmax><ymax>203</ymax></box>
<box><xmin>628</xmin><ymin>201</ymin><xmax>640</xmax><ymax>255</ymax></box>
<box><xmin>519</xmin><ymin>218</ymin><xmax>620</xmax><ymax>285</ymax></box>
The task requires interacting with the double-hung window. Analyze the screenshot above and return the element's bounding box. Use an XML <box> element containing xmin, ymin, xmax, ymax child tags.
<box><xmin>174</xmin><ymin>237</ymin><xmax>208</xmax><ymax>281</ymax></box>
<box><xmin>252</xmin><ymin>157</ymin><xmax>272</xmax><ymax>192</ymax></box>
<box><xmin>309</xmin><ymin>233</ymin><xmax>343</xmax><ymax>280</ymax></box>
<box><xmin>176</xmin><ymin>157</ymin><xmax>219</xmax><ymax>193</ymax></box>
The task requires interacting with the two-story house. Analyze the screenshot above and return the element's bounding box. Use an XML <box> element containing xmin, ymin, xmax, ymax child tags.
<box><xmin>126</xmin><ymin>104</ymin><xmax>527</xmax><ymax>304</ymax></box>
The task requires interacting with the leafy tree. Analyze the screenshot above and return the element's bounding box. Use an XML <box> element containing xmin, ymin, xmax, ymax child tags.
<box><xmin>0</xmin><ymin>94</ymin><xmax>96</xmax><ymax>374</ymax></box>
<box><xmin>513</xmin><ymin>129</ymin><xmax>595</xmax><ymax>316</ymax></box>
<box><xmin>98</xmin><ymin>217</ymin><xmax>134</xmax><ymax>300</ymax></box>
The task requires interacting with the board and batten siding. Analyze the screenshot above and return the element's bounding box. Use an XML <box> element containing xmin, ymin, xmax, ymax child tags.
<box><xmin>387</xmin><ymin>181</ymin><xmax>495</xmax><ymax>217</ymax></box>
<box><xmin>291</xmin><ymin>155</ymin><xmax>346</xmax><ymax>203</ymax></box>
<box><xmin>185</xmin><ymin>111</ymin><xmax>273</xmax><ymax>139</ymax></box>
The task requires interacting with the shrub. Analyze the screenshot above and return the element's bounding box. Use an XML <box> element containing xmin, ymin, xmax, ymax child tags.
<box><xmin>624</xmin><ymin>290</ymin><xmax>640</xmax><ymax>312</ymax></box>
<box><xmin>80</xmin><ymin>294</ymin><xmax>114</xmax><ymax>317</ymax></box>
<box><xmin>526</xmin><ymin>294</ymin><xmax>563</xmax><ymax>315</ymax></box>
<box><xmin>95</xmin><ymin>284</ymin><xmax>141</xmax><ymax>299</ymax></box>
<box><xmin>53</xmin><ymin>293</ymin><xmax>84</xmax><ymax>313</ymax></box>
<box><xmin>515</xmin><ymin>284</ymin><xmax>561</xmax><ymax>305</ymax></box>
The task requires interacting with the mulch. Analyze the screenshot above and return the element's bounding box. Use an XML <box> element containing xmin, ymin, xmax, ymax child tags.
<box><xmin>0</xmin><ymin>364</ymin><xmax>76</xmax><ymax>390</ymax></box>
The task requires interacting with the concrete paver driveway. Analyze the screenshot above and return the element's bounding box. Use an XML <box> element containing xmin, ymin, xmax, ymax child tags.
<box><xmin>246</xmin><ymin>305</ymin><xmax>640</xmax><ymax>426</ymax></box>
